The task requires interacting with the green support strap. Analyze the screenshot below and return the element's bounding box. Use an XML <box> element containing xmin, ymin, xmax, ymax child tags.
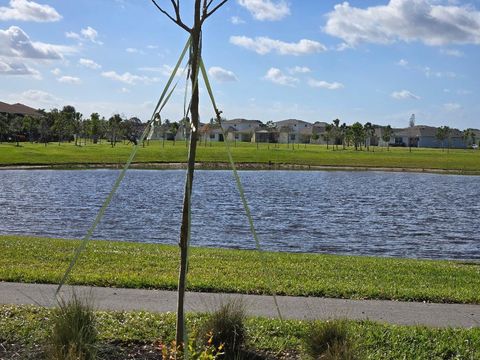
<box><xmin>55</xmin><ymin>37</ymin><xmax>192</xmax><ymax>296</ymax></box>
<box><xmin>199</xmin><ymin>58</ymin><xmax>283</xmax><ymax>320</ymax></box>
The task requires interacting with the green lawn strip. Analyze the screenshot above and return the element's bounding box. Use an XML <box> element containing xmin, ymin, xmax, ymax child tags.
<box><xmin>1</xmin><ymin>305</ymin><xmax>479</xmax><ymax>359</ymax></box>
<box><xmin>1</xmin><ymin>235</ymin><xmax>479</xmax><ymax>304</ymax></box>
<box><xmin>1</xmin><ymin>142</ymin><xmax>479</xmax><ymax>172</ymax></box>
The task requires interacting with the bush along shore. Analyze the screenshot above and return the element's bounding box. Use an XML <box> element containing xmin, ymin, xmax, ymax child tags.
<box><xmin>1</xmin><ymin>235</ymin><xmax>479</xmax><ymax>304</ymax></box>
<box><xmin>1</xmin><ymin>304</ymin><xmax>479</xmax><ymax>359</ymax></box>
<box><xmin>1</xmin><ymin>141</ymin><xmax>479</xmax><ymax>174</ymax></box>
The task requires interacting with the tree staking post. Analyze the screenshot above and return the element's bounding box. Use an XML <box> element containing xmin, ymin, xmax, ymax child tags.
<box><xmin>150</xmin><ymin>0</ymin><xmax>229</xmax><ymax>351</ymax></box>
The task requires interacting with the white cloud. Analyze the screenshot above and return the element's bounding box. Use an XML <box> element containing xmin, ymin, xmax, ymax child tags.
<box><xmin>102</xmin><ymin>70</ymin><xmax>159</xmax><ymax>85</ymax></box>
<box><xmin>230</xmin><ymin>36</ymin><xmax>327</xmax><ymax>56</ymax></box>
<box><xmin>237</xmin><ymin>0</ymin><xmax>290</xmax><ymax>21</ymax></box>
<box><xmin>0</xmin><ymin>26</ymin><xmax>75</xmax><ymax>59</ymax></box>
<box><xmin>0</xmin><ymin>58</ymin><xmax>40</xmax><ymax>77</ymax></box>
<box><xmin>120</xmin><ymin>87</ymin><xmax>130</xmax><ymax>93</ymax></box>
<box><xmin>230</xmin><ymin>16</ymin><xmax>245</xmax><ymax>24</ymax></box>
<box><xmin>288</xmin><ymin>66</ymin><xmax>311</xmax><ymax>74</ymax></box>
<box><xmin>57</xmin><ymin>75</ymin><xmax>81</xmax><ymax>84</ymax></box>
<box><xmin>325</xmin><ymin>0</ymin><xmax>480</xmax><ymax>46</ymax></box>
<box><xmin>0</xmin><ymin>0</ymin><xmax>61</xmax><ymax>22</ymax></box>
<box><xmin>20</xmin><ymin>89</ymin><xmax>60</xmax><ymax>104</ymax></box>
<box><xmin>444</xmin><ymin>102</ymin><xmax>461</xmax><ymax>111</ymax></box>
<box><xmin>65</xmin><ymin>31</ymin><xmax>81</xmax><ymax>41</ymax></box>
<box><xmin>397</xmin><ymin>59</ymin><xmax>408</xmax><ymax>67</ymax></box>
<box><xmin>126</xmin><ymin>47</ymin><xmax>145</xmax><ymax>54</ymax></box>
<box><xmin>79</xmin><ymin>58</ymin><xmax>101</xmax><ymax>70</ymax></box>
<box><xmin>423</xmin><ymin>66</ymin><xmax>456</xmax><ymax>78</ymax></box>
<box><xmin>66</xmin><ymin>26</ymin><xmax>102</xmax><ymax>44</ymax></box>
<box><xmin>308</xmin><ymin>79</ymin><xmax>344</xmax><ymax>90</ymax></box>
<box><xmin>147</xmin><ymin>44</ymin><xmax>158</xmax><ymax>49</ymax></box>
<box><xmin>440</xmin><ymin>48</ymin><xmax>464</xmax><ymax>57</ymax></box>
<box><xmin>208</xmin><ymin>66</ymin><xmax>238</xmax><ymax>82</ymax></box>
<box><xmin>263</xmin><ymin>67</ymin><xmax>298</xmax><ymax>86</ymax></box>
<box><xmin>81</xmin><ymin>27</ymin><xmax>100</xmax><ymax>43</ymax></box>
<box><xmin>51</xmin><ymin>67</ymin><xmax>61</xmax><ymax>75</ymax></box>
<box><xmin>391</xmin><ymin>90</ymin><xmax>420</xmax><ymax>100</ymax></box>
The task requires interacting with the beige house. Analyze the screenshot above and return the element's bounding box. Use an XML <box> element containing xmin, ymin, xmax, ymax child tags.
<box><xmin>275</xmin><ymin>119</ymin><xmax>313</xmax><ymax>144</ymax></box>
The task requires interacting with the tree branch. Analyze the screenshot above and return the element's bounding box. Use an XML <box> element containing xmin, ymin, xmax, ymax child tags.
<box><xmin>151</xmin><ymin>0</ymin><xmax>191</xmax><ymax>32</ymax></box>
<box><xmin>202</xmin><ymin>0</ymin><xmax>229</xmax><ymax>22</ymax></box>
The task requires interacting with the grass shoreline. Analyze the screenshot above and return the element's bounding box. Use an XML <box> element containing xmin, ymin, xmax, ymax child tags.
<box><xmin>1</xmin><ymin>235</ymin><xmax>479</xmax><ymax>304</ymax></box>
<box><xmin>1</xmin><ymin>141</ymin><xmax>479</xmax><ymax>174</ymax></box>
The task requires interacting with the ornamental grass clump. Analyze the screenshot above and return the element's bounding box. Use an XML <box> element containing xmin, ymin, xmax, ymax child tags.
<box><xmin>303</xmin><ymin>320</ymin><xmax>357</xmax><ymax>360</ymax></box>
<box><xmin>47</xmin><ymin>293</ymin><xmax>98</xmax><ymax>360</ymax></box>
<box><xmin>199</xmin><ymin>299</ymin><xmax>247</xmax><ymax>359</ymax></box>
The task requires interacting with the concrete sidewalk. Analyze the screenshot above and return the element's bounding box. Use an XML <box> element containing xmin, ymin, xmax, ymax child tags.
<box><xmin>1</xmin><ymin>282</ymin><xmax>479</xmax><ymax>328</ymax></box>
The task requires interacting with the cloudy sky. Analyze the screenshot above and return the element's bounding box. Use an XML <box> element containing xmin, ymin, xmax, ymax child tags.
<box><xmin>0</xmin><ymin>0</ymin><xmax>479</xmax><ymax>129</ymax></box>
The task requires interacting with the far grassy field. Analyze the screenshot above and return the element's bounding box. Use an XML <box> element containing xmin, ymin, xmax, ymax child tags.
<box><xmin>0</xmin><ymin>141</ymin><xmax>479</xmax><ymax>172</ymax></box>
<box><xmin>1</xmin><ymin>235</ymin><xmax>479</xmax><ymax>304</ymax></box>
<box><xmin>2</xmin><ymin>305</ymin><xmax>479</xmax><ymax>359</ymax></box>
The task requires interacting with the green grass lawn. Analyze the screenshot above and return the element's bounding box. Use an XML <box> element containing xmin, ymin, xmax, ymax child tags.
<box><xmin>1</xmin><ymin>141</ymin><xmax>479</xmax><ymax>172</ymax></box>
<box><xmin>1</xmin><ymin>305</ymin><xmax>479</xmax><ymax>359</ymax></box>
<box><xmin>2</xmin><ymin>235</ymin><xmax>479</xmax><ymax>304</ymax></box>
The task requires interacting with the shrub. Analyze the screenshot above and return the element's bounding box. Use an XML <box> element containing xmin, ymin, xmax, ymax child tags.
<box><xmin>47</xmin><ymin>293</ymin><xmax>98</xmax><ymax>360</ymax></box>
<box><xmin>303</xmin><ymin>320</ymin><xmax>357</xmax><ymax>360</ymax></box>
<box><xmin>199</xmin><ymin>299</ymin><xmax>247</xmax><ymax>359</ymax></box>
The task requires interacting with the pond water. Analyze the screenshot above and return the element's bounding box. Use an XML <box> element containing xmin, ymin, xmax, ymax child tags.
<box><xmin>0</xmin><ymin>169</ymin><xmax>479</xmax><ymax>260</ymax></box>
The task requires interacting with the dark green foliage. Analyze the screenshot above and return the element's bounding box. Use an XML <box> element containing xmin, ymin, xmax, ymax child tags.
<box><xmin>304</xmin><ymin>320</ymin><xmax>357</xmax><ymax>360</ymax></box>
<box><xmin>47</xmin><ymin>294</ymin><xmax>98</xmax><ymax>360</ymax></box>
<box><xmin>199</xmin><ymin>300</ymin><xmax>246</xmax><ymax>358</ymax></box>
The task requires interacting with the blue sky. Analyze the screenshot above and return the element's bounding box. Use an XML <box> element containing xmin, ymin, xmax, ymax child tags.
<box><xmin>0</xmin><ymin>0</ymin><xmax>479</xmax><ymax>129</ymax></box>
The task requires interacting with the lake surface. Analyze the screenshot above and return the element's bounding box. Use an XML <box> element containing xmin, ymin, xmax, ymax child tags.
<box><xmin>0</xmin><ymin>169</ymin><xmax>479</xmax><ymax>260</ymax></box>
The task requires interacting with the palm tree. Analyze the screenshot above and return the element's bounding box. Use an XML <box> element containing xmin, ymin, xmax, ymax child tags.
<box><xmin>382</xmin><ymin>125</ymin><xmax>393</xmax><ymax>151</ymax></box>
<box><xmin>436</xmin><ymin>126</ymin><xmax>451</xmax><ymax>152</ymax></box>
<box><xmin>340</xmin><ymin>122</ymin><xmax>347</xmax><ymax>150</ymax></box>
<box><xmin>351</xmin><ymin>122</ymin><xmax>364</xmax><ymax>151</ymax></box>
<box><xmin>332</xmin><ymin>118</ymin><xmax>340</xmax><ymax>150</ymax></box>
<box><xmin>323</xmin><ymin>124</ymin><xmax>333</xmax><ymax>149</ymax></box>
<box><xmin>364</xmin><ymin>122</ymin><xmax>373</xmax><ymax>151</ymax></box>
<box><xmin>108</xmin><ymin>114</ymin><xmax>123</xmax><ymax>147</ymax></box>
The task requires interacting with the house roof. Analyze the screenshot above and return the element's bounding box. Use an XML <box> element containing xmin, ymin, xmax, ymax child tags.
<box><xmin>394</xmin><ymin>125</ymin><xmax>464</xmax><ymax>138</ymax></box>
<box><xmin>275</xmin><ymin>119</ymin><xmax>313</xmax><ymax>128</ymax></box>
<box><xmin>0</xmin><ymin>102</ymin><xmax>41</xmax><ymax>117</ymax></box>
<box><xmin>223</xmin><ymin>118</ymin><xmax>262</xmax><ymax>125</ymax></box>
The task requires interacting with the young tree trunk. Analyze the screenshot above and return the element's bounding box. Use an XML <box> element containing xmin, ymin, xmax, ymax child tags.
<box><xmin>176</xmin><ymin>0</ymin><xmax>201</xmax><ymax>348</ymax></box>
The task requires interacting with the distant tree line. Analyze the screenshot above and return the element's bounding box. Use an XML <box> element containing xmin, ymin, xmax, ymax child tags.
<box><xmin>0</xmin><ymin>106</ymin><xmax>144</xmax><ymax>147</ymax></box>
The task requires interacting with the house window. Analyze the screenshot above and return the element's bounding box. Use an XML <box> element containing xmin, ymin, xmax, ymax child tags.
<box><xmin>290</xmin><ymin>134</ymin><xmax>296</xmax><ymax>141</ymax></box>
<box><xmin>235</xmin><ymin>134</ymin><xmax>239</xmax><ymax>139</ymax></box>
<box><xmin>210</xmin><ymin>133</ymin><xmax>215</xmax><ymax>139</ymax></box>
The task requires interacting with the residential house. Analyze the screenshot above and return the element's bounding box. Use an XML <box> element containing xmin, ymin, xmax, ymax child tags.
<box><xmin>386</xmin><ymin>125</ymin><xmax>466</xmax><ymax>148</ymax></box>
<box><xmin>221</xmin><ymin>118</ymin><xmax>262</xmax><ymax>142</ymax></box>
<box><xmin>0</xmin><ymin>102</ymin><xmax>42</xmax><ymax>118</ymax></box>
<box><xmin>200</xmin><ymin>123</ymin><xmax>230</xmax><ymax>142</ymax></box>
<box><xmin>311</xmin><ymin>121</ymin><xmax>329</xmax><ymax>144</ymax></box>
<box><xmin>252</xmin><ymin>128</ymin><xmax>278</xmax><ymax>143</ymax></box>
<box><xmin>276</xmin><ymin>119</ymin><xmax>313</xmax><ymax>144</ymax></box>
